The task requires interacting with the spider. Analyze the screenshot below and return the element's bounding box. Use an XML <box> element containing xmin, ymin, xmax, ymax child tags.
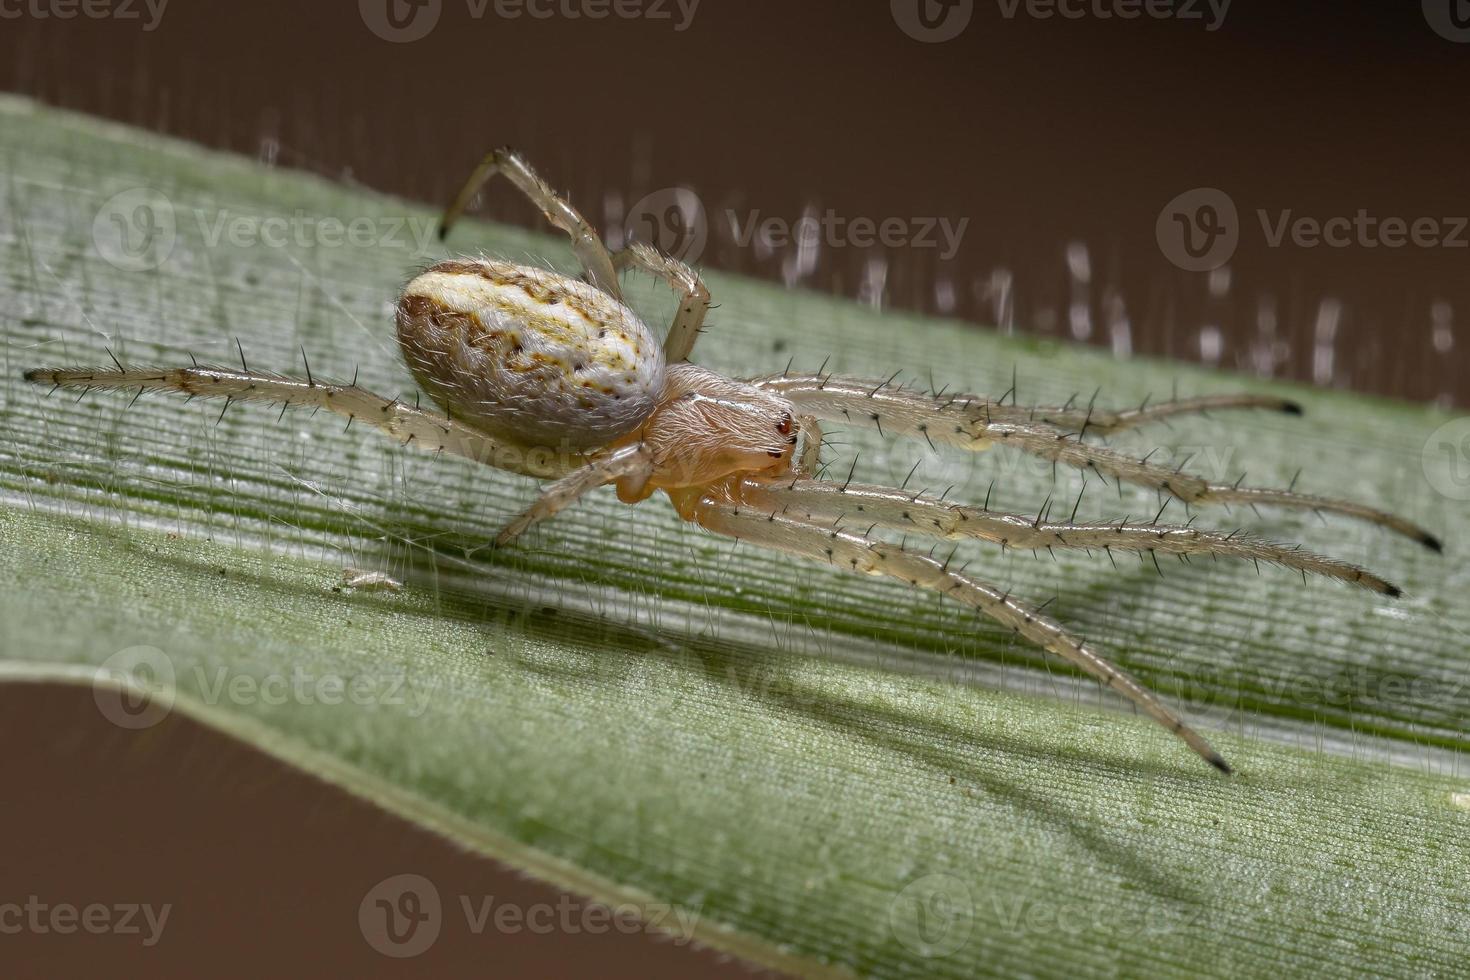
<box><xmin>25</xmin><ymin>149</ymin><xmax>1442</xmax><ymax>774</ymax></box>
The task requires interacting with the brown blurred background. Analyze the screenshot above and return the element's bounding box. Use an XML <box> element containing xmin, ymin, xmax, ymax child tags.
<box><xmin>4</xmin><ymin>0</ymin><xmax>1467</xmax><ymax>406</ymax></box>
<box><xmin>3</xmin><ymin>2</ymin><xmax>1468</xmax><ymax>976</ymax></box>
<box><xmin>0</xmin><ymin>683</ymin><xmax>775</xmax><ymax>978</ymax></box>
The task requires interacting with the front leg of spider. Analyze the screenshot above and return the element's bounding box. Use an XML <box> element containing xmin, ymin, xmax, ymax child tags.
<box><xmin>757</xmin><ymin>374</ymin><xmax>1443</xmax><ymax>550</ymax></box>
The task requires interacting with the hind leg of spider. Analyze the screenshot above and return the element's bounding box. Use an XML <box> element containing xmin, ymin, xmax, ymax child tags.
<box><xmin>611</xmin><ymin>242</ymin><xmax>711</xmax><ymax>363</ymax></box>
<box><xmin>494</xmin><ymin>444</ymin><xmax>655</xmax><ymax>545</ymax></box>
<box><xmin>737</xmin><ymin>478</ymin><xmax>1403</xmax><ymax>596</ymax></box>
<box><xmin>685</xmin><ymin>491</ymin><xmax>1231</xmax><ymax>773</ymax></box>
<box><xmin>438</xmin><ymin>146</ymin><xmax>620</xmax><ymax>297</ymax></box>
<box><xmin>758</xmin><ymin>375</ymin><xmax>1442</xmax><ymax>550</ymax></box>
<box><xmin>21</xmin><ymin>361</ymin><xmax>569</xmax><ymax>480</ymax></box>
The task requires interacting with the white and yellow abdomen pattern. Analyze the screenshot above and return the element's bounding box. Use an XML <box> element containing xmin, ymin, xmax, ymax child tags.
<box><xmin>396</xmin><ymin>259</ymin><xmax>664</xmax><ymax>451</ymax></box>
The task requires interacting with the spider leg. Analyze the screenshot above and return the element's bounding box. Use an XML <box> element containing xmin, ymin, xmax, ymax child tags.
<box><xmin>494</xmin><ymin>444</ymin><xmax>654</xmax><ymax>545</ymax></box>
<box><xmin>1025</xmin><ymin>393</ymin><xmax>1303</xmax><ymax>435</ymax></box>
<box><xmin>610</xmin><ymin>242</ymin><xmax>710</xmax><ymax>363</ymax></box>
<box><xmin>688</xmin><ymin>492</ymin><xmax>1232</xmax><ymax>774</ymax></box>
<box><xmin>438</xmin><ymin>146</ymin><xmax>621</xmax><ymax>298</ymax></box>
<box><xmin>757</xmin><ymin>374</ymin><xmax>1442</xmax><ymax>550</ymax></box>
<box><xmin>757</xmin><ymin>374</ymin><xmax>1301</xmax><ymax>437</ymax></box>
<box><xmin>740</xmin><ymin>478</ymin><xmax>1403</xmax><ymax>596</ymax></box>
<box><xmin>21</xmin><ymin>362</ymin><xmax>571</xmax><ymax>479</ymax></box>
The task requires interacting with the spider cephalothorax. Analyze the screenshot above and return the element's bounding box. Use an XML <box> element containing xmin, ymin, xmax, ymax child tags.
<box><xmin>25</xmin><ymin>148</ymin><xmax>1442</xmax><ymax>774</ymax></box>
<box><xmin>619</xmin><ymin>364</ymin><xmax>802</xmax><ymax>492</ymax></box>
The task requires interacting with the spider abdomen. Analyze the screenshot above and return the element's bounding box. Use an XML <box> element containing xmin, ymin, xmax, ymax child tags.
<box><xmin>396</xmin><ymin>259</ymin><xmax>664</xmax><ymax>450</ymax></box>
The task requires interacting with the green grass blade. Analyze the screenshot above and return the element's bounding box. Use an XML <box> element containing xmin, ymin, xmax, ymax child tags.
<box><xmin>2</xmin><ymin>95</ymin><xmax>1468</xmax><ymax>977</ymax></box>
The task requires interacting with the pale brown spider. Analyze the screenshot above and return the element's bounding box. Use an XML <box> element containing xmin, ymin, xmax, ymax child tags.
<box><xmin>25</xmin><ymin>149</ymin><xmax>1441</xmax><ymax>773</ymax></box>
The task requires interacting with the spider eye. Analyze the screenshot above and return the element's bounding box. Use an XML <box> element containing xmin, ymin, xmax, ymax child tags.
<box><xmin>775</xmin><ymin>412</ymin><xmax>793</xmax><ymax>435</ymax></box>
